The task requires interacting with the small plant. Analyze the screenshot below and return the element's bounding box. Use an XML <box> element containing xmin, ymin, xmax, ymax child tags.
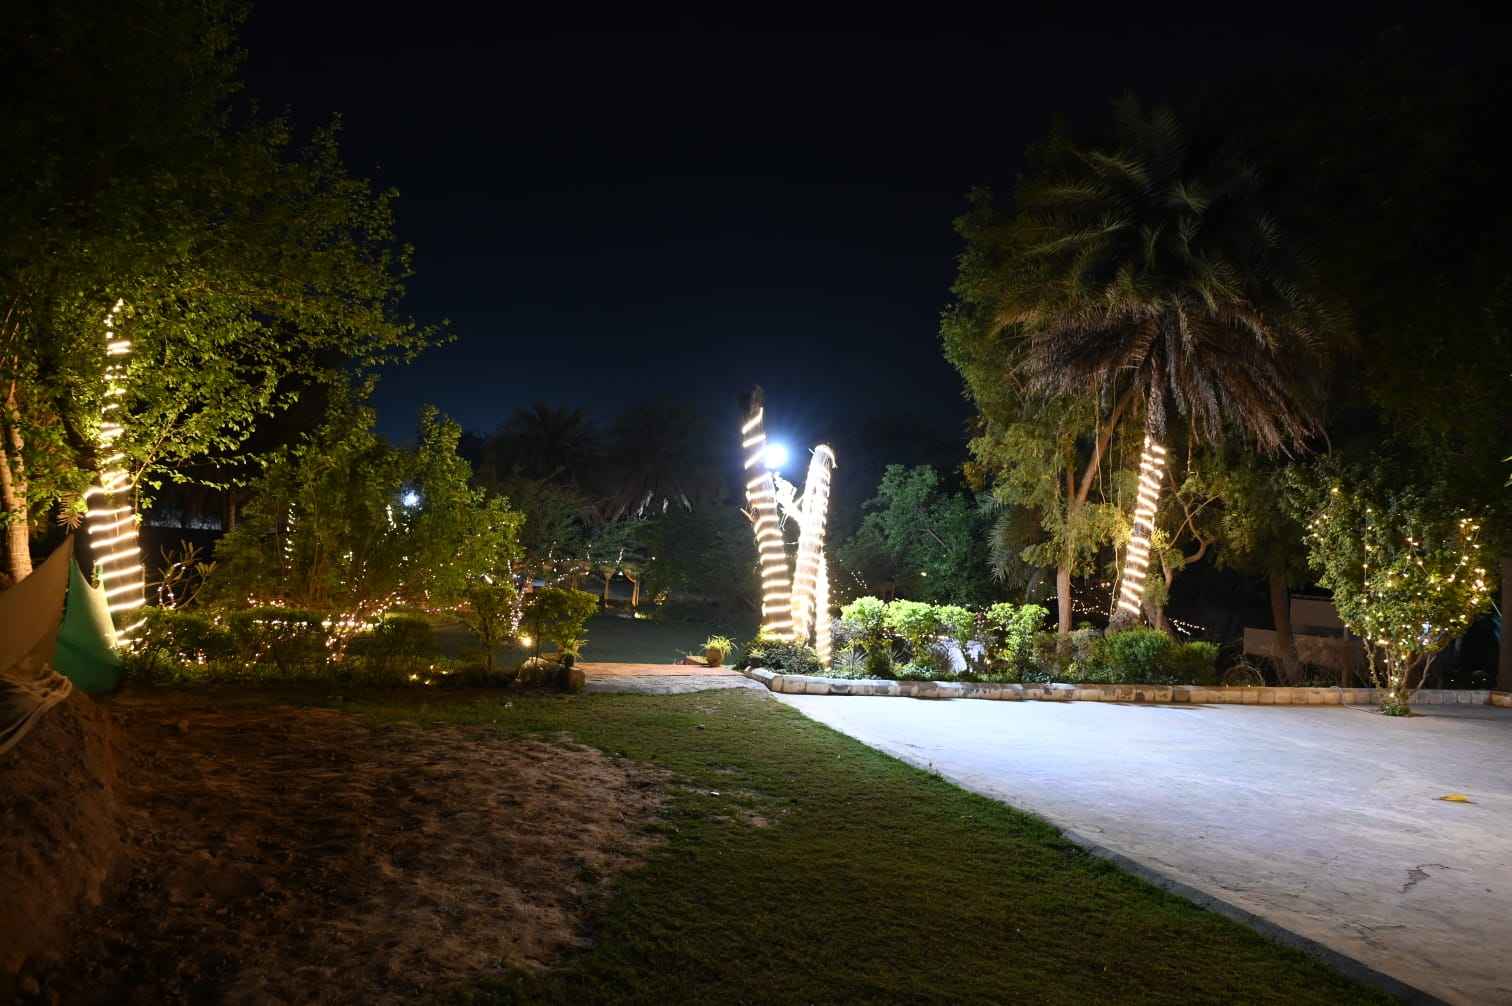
<box><xmin>521</xmin><ymin>587</ymin><xmax>599</xmax><ymax>662</ymax></box>
<box><xmin>828</xmin><ymin>647</ymin><xmax>869</xmax><ymax>678</ymax></box>
<box><xmin>702</xmin><ymin>634</ymin><xmax>734</xmax><ymax>667</ymax></box>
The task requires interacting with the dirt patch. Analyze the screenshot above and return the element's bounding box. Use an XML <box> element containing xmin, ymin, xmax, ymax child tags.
<box><xmin>37</xmin><ymin>695</ymin><xmax>666</xmax><ymax>1005</ymax></box>
<box><xmin>0</xmin><ymin>691</ymin><xmax>122</xmax><ymax>985</ymax></box>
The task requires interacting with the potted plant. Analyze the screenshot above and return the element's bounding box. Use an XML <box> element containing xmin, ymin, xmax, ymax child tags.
<box><xmin>702</xmin><ymin>634</ymin><xmax>734</xmax><ymax>667</ymax></box>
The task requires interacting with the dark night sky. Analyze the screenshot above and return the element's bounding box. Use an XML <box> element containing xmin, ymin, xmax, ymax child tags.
<box><xmin>238</xmin><ymin>7</ymin><xmax>1452</xmax><ymax>453</ymax></box>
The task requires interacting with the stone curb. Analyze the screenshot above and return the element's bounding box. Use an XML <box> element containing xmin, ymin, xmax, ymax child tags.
<box><xmin>742</xmin><ymin>669</ymin><xmax>1506</xmax><ymax>708</ymax></box>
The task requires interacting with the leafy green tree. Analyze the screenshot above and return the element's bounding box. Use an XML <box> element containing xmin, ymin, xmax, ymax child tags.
<box><xmin>640</xmin><ymin>503</ymin><xmax>759</xmax><ymax>612</ymax></box>
<box><xmin>458</xmin><ymin>581</ymin><xmax>519</xmax><ymax>674</ymax></box>
<box><xmin>0</xmin><ymin>0</ymin><xmax>434</xmax><ymax>583</ymax></box>
<box><xmin>209</xmin><ymin>388</ymin><xmax>519</xmax><ymax>632</ymax></box>
<box><xmin>836</xmin><ymin>465</ymin><xmax>993</xmax><ymax>606</ymax></box>
<box><xmin>1297</xmin><ymin>459</ymin><xmax>1496</xmax><ymax>714</ymax></box>
<box><xmin>487</xmin><ymin>404</ymin><xmax>602</xmax><ymax>489</ymax></box>
<box><xmin>957</xmin><ymin>97</ymin><xmax>1335</xmax><ymax>631</ymax></box>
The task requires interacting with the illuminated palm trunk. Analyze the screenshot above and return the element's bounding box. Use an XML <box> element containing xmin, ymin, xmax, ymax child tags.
<box><xmin>85</xmin><ymin>300</ymin><xmax>147</xmax><ymax>644</ymax></box>
<box><xmin>741</xmin><ymin>396</ymin><xmax>792</xmax><ymax>640</ymax></box>
<box><xmin>1111</xmin><ymin>433</ymin><xmax>1166</xmax><ymax>631</ymax></box>
<box><xmin>789</xmin><ymin>444</ymin><xmax>835</xmax><ymax>645</ymax></box>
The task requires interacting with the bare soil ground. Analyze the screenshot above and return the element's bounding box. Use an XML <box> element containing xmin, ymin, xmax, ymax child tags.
<box><xmin>29</xmin><ymin>692</ymin><xmax>666</xmax><ymax>1005</ymax></box>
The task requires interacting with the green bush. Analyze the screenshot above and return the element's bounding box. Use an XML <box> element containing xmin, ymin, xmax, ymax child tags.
<box><xmin>893</xmin><ymin>662</ymin><xmax>939</xmax><ymax>681</ymax></box>
<box><xmin>1156</xmin><ymin>640</ymin><xmax>1219</xmax><ymax>685</ymax></box>
<box><xmin>839</xmin><ymin>597</ymin><xmax>889</xmax><ymax>653</ymax></box>
<box><xmin>884</xmin><ymin>599</ymin><xmax>947</xmax><ymax>672</ymax></box>
<box><xmin>347</xmin><ymin>613</ymin><xmax>435</xmax><ymax>675</ymax></box>
<box><xmin>736</xmin><ymin>634</ymin><xmax>822</xmax><ymax>675</ymax></box>
<box><xmin>226</xmin><ymin>606</ymin><xmax>329</xmax><ymax>675</ymax></box>
<box><xmin>982</xmin><ymin>602</ymin><xmax>1045</xmax><ymax>680</ymax></box>
<box><xmin>137</xmin><ymin>608</ymin><xmax>235</xmax><ymax>665</ymax></box>
<box><xmin>522</xmin><ymin>587</ymin><xmax>598</xmax><ymax>658</ymax></box>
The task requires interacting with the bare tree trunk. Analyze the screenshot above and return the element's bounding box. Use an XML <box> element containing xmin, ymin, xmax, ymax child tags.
<box><xmin>1269</xmin><ymin>571</ymin><xmax>1303</xmax><ymax>685</ymax></box>
<box><xmin>1056</xmin><ymin>562</ymin><xmax>1072</xmax><ymax>635</ymax></box>
<box><xmin>0</xmin><ymin>382</ymin><xmax>31</xmax><ymax>582</ymax></box>
<box><xmin>1499</xmin><ymin>554</ymin><xmax>1512</xmax><ymax>693</ymax></box>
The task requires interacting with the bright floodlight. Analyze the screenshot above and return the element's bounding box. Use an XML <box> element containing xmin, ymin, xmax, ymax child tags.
<box><xmin>401</xmin><ymin>489</ymin><xmax>422</xmax><ymax>508</ymax></box>
<box><xmin>762</xmin><ymin>442</ymin><xmax>790</xmax><ymax>470</ymax></box>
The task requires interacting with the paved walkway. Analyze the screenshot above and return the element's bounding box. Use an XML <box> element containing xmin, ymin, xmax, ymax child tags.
<box><xmin>776</xmin><ymin>695</ymin><xmax>1512</xmax><ymax>1004</ymax></box>
<box><xmin>581</xmin><ymin>662</ymin><xmax>763</xmax><ymax>695</ymax></box>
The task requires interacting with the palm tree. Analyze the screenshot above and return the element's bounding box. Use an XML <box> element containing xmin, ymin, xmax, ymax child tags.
<box><xmin>1000</xmin><ymin>97</ymin><xmax>1336</xmax><ymax>629</ymax></box>
<box><xmin>488</xmin><ymin>403</ymin><xmax>602</xmax><ymax>488</ymax></box>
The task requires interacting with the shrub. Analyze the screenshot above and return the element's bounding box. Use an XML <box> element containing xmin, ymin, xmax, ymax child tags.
<box><xmin>521</xmin><ymin>587</ymin><xmax>598</xmax><ymax>658</ymax></box>
<box><xmin>347</xmin><ymin>613</ymin><xmax>435</xmax><ymax>676</ymax></box>
<box><xmin>983</xmin><ymin>602</ymin><xmax>1045</xmax><ymax>680</ymax></box>
<box><xmin>884</xmin><ymin>599</ymin><xmax>947</xmax><ymax>672</ymax></box>
<box><xmin>737</xmin><ymin>633</ymin><xmax>822</xmax><ymax>675</ymax></box>
<box><xmin>839</xmin><ymin>597</ymin><xmax>889</xmax><ymax>653</ymax></box>
<box><xmin>1031</xmin><ymin>627</ymin><xmax>1102</xmax><ymax>682</ymax></box>
<box><xmin>893</xmin><ymin>662</ymin><xmax>939</xmax><ymax>681</ymax></box>
<box><xmin>226</xmin><ymin>607</ymin><xmax>329</xmax><ymax>675</ymax></box>
<box><xmin>933</xmin><ymin>604</ymin><xmax>977</xmax><ymax>674</ymax></box>
<box><xmin>137</xmin><ymin>608</ymin><xmax>234</xmax><ymax>665</ymax></box>
<box><xmin>1156</xmin><ymin>640</ymin><xmax>1219</xmax><ymax>685</ymax></box>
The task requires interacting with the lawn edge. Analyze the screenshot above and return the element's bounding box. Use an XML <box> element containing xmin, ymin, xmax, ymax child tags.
<box><xmin>772</xmin><ymin>694</ymin><xmax>1444</xmax><ymax>1006</ymax></box>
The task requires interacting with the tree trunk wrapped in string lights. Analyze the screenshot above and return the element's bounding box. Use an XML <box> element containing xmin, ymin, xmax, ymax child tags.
<box><xmin>1111</xmin><ymin>434</ymin><xmax>1166</xmax><ymax>628</ymax></box>
<box><xmin>85</xmin><ymin>300</ymin><xmax>147</xmax><ymax>644</ymax></box>
<box><xmin>739</xmin><ymin>388</ymin><xmax>836</xmax><ymax>659</ymax></box>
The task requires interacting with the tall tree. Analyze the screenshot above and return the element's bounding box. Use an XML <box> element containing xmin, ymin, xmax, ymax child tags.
<box><xmin>488</xmin><ymin>404</ymin><xmax>602</xmax><ymax>489</ymax></box>
<box><xmin>0</xmin><ymin>0</ymin><xmax>433</xmax><ymax>583</ymax></box>
<box><xmin>983</xmin><ymin>97</ymin><xmax>1335</xmax><ymax>629</ymax></box>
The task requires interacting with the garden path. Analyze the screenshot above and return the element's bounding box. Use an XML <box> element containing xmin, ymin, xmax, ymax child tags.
<box><xmin>581</xmin><ymin>662</ymin><xmax>765</xmax><ymax>695</ymax></box>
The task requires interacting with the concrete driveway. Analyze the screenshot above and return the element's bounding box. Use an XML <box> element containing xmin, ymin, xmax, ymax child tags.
<box><xmin>777</xmin><ymin>695</ymin><xmax>1512</xmax><ymax>1004</ymax></box>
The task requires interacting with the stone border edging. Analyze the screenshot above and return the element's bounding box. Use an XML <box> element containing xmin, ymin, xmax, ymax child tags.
<box><xmin>743</xmin><ymin>668</ymin><xmax>1509</xmax><ymax>708</ymax></box>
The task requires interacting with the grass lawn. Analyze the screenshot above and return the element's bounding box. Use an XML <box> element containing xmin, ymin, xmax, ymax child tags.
<box><xmin>325</xmin><ymin>686</ymin><xmax>1389</xmax><ymax>1004</ymax></box>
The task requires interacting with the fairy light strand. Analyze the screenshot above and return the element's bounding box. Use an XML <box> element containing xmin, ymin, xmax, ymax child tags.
<box><xmin>741</xmin><ymin>402</ymin><xmax>793</xmax><ymax>639</ymax></box>
<box><xmin>85</xmin><ymin>300</ymin><xmax>147</xmax><ymax>644</ymax></box>
<box><xmin>1115</xmin><ymin>436</ymin><xmax>1166</xmax><ymax>620</ymax></box>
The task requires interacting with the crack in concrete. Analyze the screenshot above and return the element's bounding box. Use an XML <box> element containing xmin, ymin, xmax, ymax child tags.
<box><xmin>1401</xmin><ymin>863</ymin><xmax>1453</xmax><ymax>894</ymax></box>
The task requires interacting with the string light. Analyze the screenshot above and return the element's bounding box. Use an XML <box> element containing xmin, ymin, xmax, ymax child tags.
<box><xmin>1114</xmin><ymin>436</ymin><xmax>1166</xmax><ymax>621</ymax></box>
<box><xmin>741</xmin><ymin>400</ymin><xmax>793</xmax><ymax>639</ymax></box>
<box><xmin>85</xmin><ymin>300</ymin><xmax>147</xmax><ymax>645</ymax></box>
<box><xmin>738</xmin><ymin>391</ymin><xmax>836</xmax><ymax>660</ymax></box>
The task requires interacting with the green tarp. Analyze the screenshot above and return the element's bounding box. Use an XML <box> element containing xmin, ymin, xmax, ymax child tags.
<box><xmin>54</xmin><ymin>557</ymin><xmax>121</xmax><ymax>693</ymax></box>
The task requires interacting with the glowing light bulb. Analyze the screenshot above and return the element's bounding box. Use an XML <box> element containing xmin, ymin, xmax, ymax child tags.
<box><xmin>763</xmin><ymin>442</ymin><xmax>790</xmax><ymax>470</ymax></box>
<box><xmin>402</xmin><ymin>490</ymin><xmax>421</xmax><ymax>508</ymax></box>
